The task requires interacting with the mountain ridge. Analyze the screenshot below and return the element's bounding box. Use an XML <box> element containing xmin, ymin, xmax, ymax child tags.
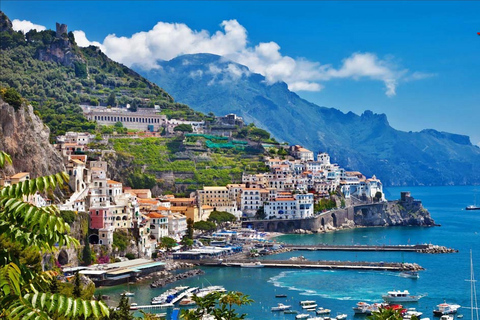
<box><xmin>137</xmin><ymin>53</ymin><xmax>480</xmax><ymax>186</ymax></box>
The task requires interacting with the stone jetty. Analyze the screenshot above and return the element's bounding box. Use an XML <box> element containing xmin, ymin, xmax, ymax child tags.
<box><xmin>150</xmin><ymin>269</ymin><xmax>205</xmax><ymax>288</ymax></box>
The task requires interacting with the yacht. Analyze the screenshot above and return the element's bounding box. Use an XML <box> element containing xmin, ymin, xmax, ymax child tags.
<box><xmin>317</xmin><ymin>307</ymin><xmax>332</xmax><ymax>315</ymax></box>
<box><xmin>433</xmin><ymin>302</ymin><xmax>461</xmax><ymax>316</ymax></box>
<box><xmin>271</xmin><ymin>303</ymin><xmax>291</xmax><ymax>312</ymax></box>
<box><xmin>382</xmin><ymin>290</ymin><xmax>424</xmax><ymax>302</ymax></box>
<box><xmin>466</xmin><ymin>205</ymin><xmax>480</xmax><ymax>211</ymax></box>
<box><xmin>295</xmin><ymin>314</ymin><xmax>311</xmax><ymax>319</ymax></box>
<box><xmin>439</xmin><ymin>316</ymin><xmax>454</xmax><ymax>320</ymax></box>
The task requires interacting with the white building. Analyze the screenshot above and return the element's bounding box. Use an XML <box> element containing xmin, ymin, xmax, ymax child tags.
<box><xmin>264</xmin><ymin>193</ymin><xmax>314</xmax><ymax>220</ymax></box>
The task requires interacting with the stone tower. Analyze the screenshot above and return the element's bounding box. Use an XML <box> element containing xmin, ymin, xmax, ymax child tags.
<box><xmin>55</xmin><ymin>22</ymin><xmax>68</xmax><ymax>38</ymax></box>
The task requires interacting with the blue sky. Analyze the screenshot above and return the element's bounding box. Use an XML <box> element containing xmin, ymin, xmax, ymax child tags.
<box><xmin>3</xmin><ymin>1</ymin><xmax>479</xmax><ymax>145</ymax></box>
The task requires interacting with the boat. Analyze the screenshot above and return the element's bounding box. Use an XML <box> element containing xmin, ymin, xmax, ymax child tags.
<box><xmin>317</xmin><ymin>307</ymin><xmax>332</xmax><ymax>315</ymax></box>
<box><xmin>439</xmin><ymin>316</ymin><xmax>453</xmax><ymax>320</ymax></box>
<box><xmin>336</xmin><ymin>313</ymin><xmax>348</xmax><ymax>320</ymax></box>
<box><xmin>284</xmin><ymin>310</ymin><xmax>299</xmax><ymax>314</ymax></box>
<box><xmin>382</xmin><ymin>290</ymin><xmax>424</xmax><ymax>302</ymax></box>
<box><xmin>151</xmin><ymin>286</ymin><xmax>189</xmax><ymax>305</ymax></box>
<box><xmin>275</xmin><ymin>294</ymin><xmax>287</xmax><ymax>298</ymax></box>
<box><xmin>302</xmin><ymin>303</ymin><xmax>318</xmax><ymax>309</ymax></box>
<box><xmin>271</xmin><ymin>303</ymin><xmax>292</xmax><ymax>311</ymax></box>
<box><xmin>300</xmin><ymin>300</ymin><xmax>317</xmax><ymax>307</ymax></box>
<box><xmin>353</xmin><ymin>302</ymin><xmax>371</xmax><ymax>315</ymax></box>
<box><xmin>433</xmin><ymin>302</ymin><xmax>461</xmax><ymax>316</ymax></box>
<box><xmin>399</xmin><ymin>271</ymin><xmax>420</xmax><ymax>279</ymax></box>
<box><xmin>240</xmin><ymin>261</ymin><xmax>264</xmax><ymax>268</ymax></box>
<box><xmin>122</xmin><ymin>291</ymin><xmax>135</xmax><ymax>297</ymax></box>
<box><xmin>466</xmin><ymin>194</ymin><xmax>480</xmax><ymax>210</ymax></box>
<box><xmin>404</xmin><ymin>308</ymin><xmax>423</xmax><ymax>319</ymax></box>
<box><xmin>295</xmin><ymin>314</ymin><xmax>311</xmax><ymax>319</ymax></box>
<box><xmin>457</xmin><ymin>315</ymin><xmax>464</xmax><ymax>318</ymax></box>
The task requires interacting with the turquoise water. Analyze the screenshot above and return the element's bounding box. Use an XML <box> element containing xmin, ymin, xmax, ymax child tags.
<box><xmin>96</xmin><ymin>186</ymin><xmax>480</xmax><ymax>319</ymax></box>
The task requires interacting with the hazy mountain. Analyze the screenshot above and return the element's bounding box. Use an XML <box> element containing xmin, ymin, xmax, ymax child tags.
<box><xmin>137</xmin><ymin>53</ymin><xmax>480</xmax><ymax>186</ymax></box>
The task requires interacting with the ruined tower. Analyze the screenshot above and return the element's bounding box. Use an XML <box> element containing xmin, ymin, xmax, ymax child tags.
<box><xmin>55</xmin><ymin>22</ymin><xmax>68</xmax><ymax>38</ymax></box>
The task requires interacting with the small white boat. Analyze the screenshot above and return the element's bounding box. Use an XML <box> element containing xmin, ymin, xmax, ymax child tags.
<box><xmin>296</xmin><ymin>314</ymin><xmax>311</xmax><ymax>319</ymax></box>
<box><xmin>404</xmin><ymin>308</ymin><xmax>423</xmax><ymax>319</ymax></box>
<box><xmin>271</xmin><ymin>303</ymin><xmax>291</xmax><ymax>311</ymax></box>
<box><xmin>302</xmin><ymin>303</ymin><xmax>318</xmax><ymax>309</ymax></box>
<box><xmin>382</xmin><ymin>290</ymin><xmax>424</xmax><ymax>302</ymax></box>
<box><xmin>240</xmin><ymin>262</ymin><xmax>264</xmax><ymax>268</ymax></box>
<box><xmin>300</xmin><ymin>300</ymin><xmax>317</xmax><ymax>306</ymax></box>
<box><xmin>317</xmin><ymin>307</ymin><xmax>331</xmax><ymax>315</ymax></box>
<box><xmin>399</xmin><ymin>271</ymin><xmax>420</xmax><ymax>279</ymax></box>
<box><xmin>122</xmin><ymin>291</ymin><xmax>135</xmax><ymax>297</ymax></box>
<box><xmin>336</xmin><ymin>313</ymin><xmax>347</xmax><ymax>320</ymax></box>
<box><xmin>439</xmin><ymin>316</ymin><xmax>454</xmax><ymax>320</ymax></box>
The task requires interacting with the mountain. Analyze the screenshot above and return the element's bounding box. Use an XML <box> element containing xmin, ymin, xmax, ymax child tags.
<box><xmin>137</xmin><ymin>53</ymin><xmax>480</xmax><ymax>186</ymax></box>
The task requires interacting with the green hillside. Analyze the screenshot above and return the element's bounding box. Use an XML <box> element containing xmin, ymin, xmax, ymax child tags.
<box><xmin>0</xmin><ymin>11</ymin><xmax>204</xmax><ymax>138</ymax></box>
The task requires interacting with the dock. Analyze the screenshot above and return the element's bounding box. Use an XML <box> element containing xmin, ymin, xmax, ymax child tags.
<box><xmin>130</xmin><ymin>303</ymin><xmax>172</xmax><ymax>310</ymax></box>
<box><xmin>195</xmin><ymin>258</ymin><xmax>422</xmax><ymax>271</ymax></box>
<box><xmin>282</xmin><ymin>244</ymin><xmax>456</xmax><ymax>253</ymax></box>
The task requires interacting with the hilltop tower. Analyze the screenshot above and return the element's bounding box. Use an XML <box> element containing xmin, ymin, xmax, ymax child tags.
<box><xmin>55</xmin><ymin>22</ymin><xmax>68</xmax><ymax>38</ymax></box>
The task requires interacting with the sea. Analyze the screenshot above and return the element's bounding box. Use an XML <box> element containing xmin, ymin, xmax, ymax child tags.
<box><xmin>96</xmin><ymin>186</ymin><xmax>480</xmax><ymax>319</ymax></box>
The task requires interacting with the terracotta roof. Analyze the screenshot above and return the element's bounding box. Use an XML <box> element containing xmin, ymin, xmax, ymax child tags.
<box><xmin>170</xmin><ymin>206</ymin><xmax>188</xmax><ymax>211</ymax></box>
<box><xmin>70</xmin><ymin>155</ymin><xmax>87</xmax><ymax>161</ymax></box>
<box><xmin>131</xmin><ymin>189</ymin><xmax>151</xmax><ymax>193</ymax></box>
<box><xmin>147</xmin><ymin>212</ymin><xmax>166</xmax><ymax>219</ymax></box>
<box><xmin>138</xmin><ymin>199</ymin><xmax>158</xmax><ymax>204</ymax></box>
<box><xmin>169</xmin><ymin>198</ymin><xmax>194</xmax><ymax>202</ymax></box>
<box><xmin>71</xmin><ymin>159</ymin><xmax>85</xmax><ymax>165</ymax></box>
<box><xmin>274</xmin><ymin>198</ymin><xmax>295</xmax><ymax>201</ymax></box>
<box><xmin>201</xmin><ymin>205</ymin><xmax>214</xmax><ymax>209</ymax></box>
<box><xmin>107</xmin><ymin>180</ymin><xmax>122</xmax><ymax>184</ymax></box>
<box><xmin>11</xmin><ymin>172</ymin><xmax>29</xmax><ymax>179</ymax></box>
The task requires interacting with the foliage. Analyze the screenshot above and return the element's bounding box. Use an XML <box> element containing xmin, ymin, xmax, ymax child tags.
<box><xmin>255</xmin><ymin>206</ymin><xmax>266</xmax><ymax>220</ymax></box>
<box><xmin>112</xmin><ymin>230</ymin><xmax>130</xmax><ymax>252</ymax></box>
<box><xmin>193</xmin><ymin>220</ymin><xmax>217</xmax><ymax>232</ymax></box>
<box><xmin>159</xmin><ymin>237</ymin><xmax>177</xmax><ymax>251</ymax></box>
<box><xmin>186</xmin><ymin>218</ymin><xmax>194</xmax><ymax>239</ymax></box>
<box><xmin>374</xmin><ymin>191</ymin><xmax>383</xmax><ymax>202</ymax></box>
<box><xmin>174</xmin><ymin>124</ymin><xmax>193</xmax><ymax>133</ymax></box>
<box><xmin>72</xmin><ymin>272</ymin><xmax>82</xmax><ymax>298</ymax></box>
<box><xmin>368</xmin><ymin>307</ymin><xmax>405</xmax><ymax>320</ymax></box>
<box><xmin>59</xmin><ymin>210</ymin><xmax>76</xmax><ymax>224</ymax></box>
<box><xmin>81</xmin><ymin>236</ymin><xmax>92</xmax><ymax>266</ymax></box>
<box><xmin>124</xmin><ymin>253</ymin><xmax>136</xmax><ymax>260</ymax></box>
<box><xmin>0</xmin><ymin>86</ymin><xmax>23</xmax><ymax>110</ymax></box>
<box><xmin>180</xmin><ymin>291</ymin><xmax>253</xmax><ymax>320</ymax></box>
<box><xmin>107</xmin><ymin>293</ymin><xmax>135</xmax><ymax>320</ymax></box>
<box><xmin>208</xmin><ymin>211</ymin><xmax>237</xmax><ymax>225</ymax></box>
<box><xmin>314</xmin><ymin>198</ymin><xmax>337</xmax><ymax>212</ymax></box>
<box><xmin>180</xmin><ymin>236</ymin><xmax>194</xmax><ymax>250</ymax></box>
<box><xmin>0</xmin><ymin>151</ymin><xmax>109</xmax><ymax>319</ymax></box>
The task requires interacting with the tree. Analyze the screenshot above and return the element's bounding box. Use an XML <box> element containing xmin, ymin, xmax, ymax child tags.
<box><xmin>0</xmin><ymin>87</ymin><xmax>23</xmax><ymax>110</ymax></box>
<box><xmin>174</xmin><ymin>124</ymin><xmax>193</xmax><ymax>133</ymax></box>
<box><xmin>368</xmin><ymin>307</ymin><xmax>404</xmax><ymax>320</ymax></box>
<box><xmin>374</xmin><ymin>191</ymin><xmax>383</xmax><ymax>203</ymax></box>
<box><xmin>208</xmin><ymin>211</ymin><xmax>237</xmax><ymax>226</ymax></box>
<box><xmin>107</xmin><ymin>91</ymin><xmax>116</xmax><ymax>107</ymax></box>
<box><xmin>180</xmin><ymin>236</ymin><xmax>194</xmax><ymax>250</ymax></box>
<box><xmin>180</xmin><ymin>291</ymin><xmax>253</xmax><ymax>320</ymax></box>
<box><xmin>186</xmin><ymin>218</ymin><xmax>194</xmax><ymax>239</ymax></box>
<box><xmin>159</xmin><ymin>236</ymin><xmax>177</xmax><ymax>251</ymax></box>
<box><xmin>0</xmin><ymin>151</ymin><xmax>109</xmax><ymax>319</ymax></box>
<box><xmin>114</xmin><ymin>121</ymin><xmax>123</xmax><ymax>128</ymax></box>
<box><xmin>82</xmin><ymin>235</ymin><xmax>92</xmax><ymax>266</ymax></box>
<box><xmin>193</xmin><ymin>220</ymin><xmax>217</xmax><ymax>232</ymax></box>
<box><xmin>72</xmin><ymin>272</ymin><xmax>82</xmax><ymax>298</ymax></box>
<box><xmin>108</xmin><ymin>293</ymin><xmax>135</xmax><ymax>320</ymax></box>
<box><xmin>255</xmin><ymin>206</ymin><xmax>266</xmax><ymax>220</ymax></box>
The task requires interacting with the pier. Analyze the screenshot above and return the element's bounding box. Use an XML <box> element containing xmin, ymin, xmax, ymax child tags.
<box><xmin>281</xmin><ymin>243</ymin><xmax>457</xmax><ymax>253</ymax></box>
<box><xmin>194</xmin><ymin>259</ymin><xmax>423</xmax><ymax>271</ymax></box>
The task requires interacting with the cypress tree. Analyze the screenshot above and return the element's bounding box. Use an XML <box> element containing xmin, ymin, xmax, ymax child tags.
<box><xmin>82</xmin><ymin>236</ymin><xmax>92</xmax><ymax>266</ymax></box>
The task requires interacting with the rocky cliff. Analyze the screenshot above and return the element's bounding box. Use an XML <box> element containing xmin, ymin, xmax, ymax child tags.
<box><xmin>0</xmin><ymin>98</ymin><xmax>65</xmax><ymax>178</ymax></box>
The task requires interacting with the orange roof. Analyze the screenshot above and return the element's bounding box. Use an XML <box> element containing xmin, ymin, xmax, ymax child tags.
<box><xmin>107</xmin><ymin>180</ymin><xmax>122</xmax><ymax>184</ymax></box>
<box><xmin>202</xmin><ymin>205</ymin><xmax>214</xmax><ymax>209</ymax></box>
<box><xmin>171</xmin><ymin>206</ymin><xmax>188</xmax><ymax>211</ymax></box>
<box><xmin>169</xmin><ymin>198</ymin><xmax>194</xmax><ymax>202</ymax></box>
<box><xmin>71</xmin><ymin>159</ymin><xmax>84</xmax><ymax>165</ymax></box>
<box><xmin>274</xmin><ymin>197</ymin><xmax>295</xmax><ymax>201</ymax></box>
<box><xmin>157</xmin><ymin>206</ymin><xmax>170</xmax><ymax>211</ymax></box>
<box><xmin>130</xmin><ymin>189</ymin><xmax>151</xmax><ymax>193</ymax></box>
<box><xmin>147</xmin><ymin>212</ymin><xmax>166</xmax><ymax>219</ymax></box>
<box><xmin>11</xmin><ymin>172</ymin><xmax>29</xmax><ymax>179</ymax></box>
<box><xmin>138</xmin><ymin>199</ymin><xmax>158</xmax><ymax>204</ymax></box>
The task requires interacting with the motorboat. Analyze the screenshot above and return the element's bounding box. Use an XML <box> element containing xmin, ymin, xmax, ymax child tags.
<box><xmin>317</xmin><ymin>307</ymin><xmax>332</xmax><ymax>315</ymax></box>
<box><xmin>399</xmin><ymin>271</ymin><xmax>420</xmax><ymax>279</ymax></box>
<box><xmin>336</xmin><ymin>313</ymin><xmax>348</xmax><ymax>320</ymax></box>
<box><xmin>296</xmin><ymin>314</ymin><xmax>311</xmax><ymax>319</ymax></box>
<box><xmin>404</xmin><ymin>308</ymin><xmax>423</xmax><ymax>319</ymax></box>
<box><xmin>439</xmin><ymin>316</ymin><xmax>454</xmax><ymax>320</ymax></box>
<box><xmin>240</xmin><ymin>261</ymin><xmax>264</xmax><ymax>268</ymax></box>
<box><xmin>382</xmin><ymin>290</ymin><xmax>424</xmax><ymax>302</ymax></box>
<box><xmin>302</xmin><ymin>303</ymin><xmax>318</xmax><ymax>309</ymax></box>
<box><xmin>275</xmin><ymin>294</ymin><xmax>287</xmax><ymax>298</ymax></box>
<box><xmin>433</xmin><ymin>302</ymin><xmax>461</xmax><ymax>316</ymax></box>
<box><xmin>284</xmin><ymin>310</ymin><xmax>299</xmax><ymax>314</ymax></box>
<box><xmin>122</xmin><ymin>291</ymin><xmax>135</xmax><ymax>297</ymax></box>
<box><xmin>353</xmin><ymin>302</ymin><xmax>371</xmax><ymax>315</ymax></box>
<box><xmin>271</xmin><ymin>303</ymin><xmax>292</xmax><ymax>312</ymax></box>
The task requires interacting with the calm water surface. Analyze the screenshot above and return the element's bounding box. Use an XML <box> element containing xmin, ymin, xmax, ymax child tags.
<box><xmin>97</xmin><ymin>186</ymin><xmax>480</xmax><ymax>319</ymax></box>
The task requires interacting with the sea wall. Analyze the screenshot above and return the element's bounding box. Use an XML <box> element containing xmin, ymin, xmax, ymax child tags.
<box><xmin>242</xmin><ymin>193</ymin><xmax>435</xmax><ymax>233</ymax></box>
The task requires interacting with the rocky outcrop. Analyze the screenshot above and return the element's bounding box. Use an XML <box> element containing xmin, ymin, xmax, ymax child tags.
<box><xmin>0</xmin><ymin>99</ymin><xmax>65</xmax><ymax>178</ymax></box>
<box><xmin>353</xmin><ymin>193</ymin><xmax>435</xmax><ymax>227</ymax></box>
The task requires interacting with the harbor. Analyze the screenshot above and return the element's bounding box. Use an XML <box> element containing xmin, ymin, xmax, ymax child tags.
<box><xmin>282</xmin><ymin>243</ymin><xmax>457</xmax><ymax>253</ymax></box>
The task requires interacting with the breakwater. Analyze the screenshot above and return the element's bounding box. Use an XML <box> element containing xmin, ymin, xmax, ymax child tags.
<box><xmin>282</xmin><ymin>243</ymin><xmax>457</xmax><ymax>253</ymax></box>
<box><xmin>191</xmin><ymin>259</ymin><xmax>423</xmax><ymax>271</ymax></box>
<box><xmin>150</xmin><ymin>269</ymin><xmax>205</xmax><ymax>288</ymax></box>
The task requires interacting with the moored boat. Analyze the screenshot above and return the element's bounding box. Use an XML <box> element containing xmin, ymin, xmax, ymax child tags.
<box><xmin>404</xmin><ymin>308</ymin><xmax>423</xmax><ymax>319</ymax></box>
<box><xmin>295</xmin><ymin>314</ymin><xmax>311</xmax><ymax>319</ymax></box>
<box><xmin>271</xmin><ymin>303</ymin><xmax>292</xmax><ymax>312</ymax></box>
<box><xmin>336</xmin><ymin>313</ymin><xmax>348</xmax><ymax>320</ymax></box>
<box><xmin>122</xmin><ymin>291</ymin><xmax>135</xmax><ymax>297</ymax></box>
<box><xmin>439</xmin><ymin>316</ymin><xmax>454</xmax><ymax>320</ymax></box>
<box><xmin>275</xmin><ymin>294</ymin><xmax>287</xmax><ymax>298</ymax></box>
<box><xmin>317</xmin><ymin>307</ymin><xmax>332</xmax><ymax>315</ymax></box>
<box><xmin>433</xmin><ymin>302</ymin><xmax>461</xmax><ymax>316</ymax></box>
<box><xmin>382</xmin><ymin>290</ymin><xmax>424</xmax><ymax>302</ymax></box>
<box><xmin>284</xmin><ymin>310</ymin><xmax>299</xmax><ymax>314</ymax></box>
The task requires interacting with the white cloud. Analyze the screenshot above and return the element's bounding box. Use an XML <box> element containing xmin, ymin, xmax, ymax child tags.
<box><xmin>11</xmin><ymin>19</ymin><xmax>46</xmax><ymax>34</ymax></box>
<box><xmin>72</xmin><ymin>30</ymin><xmax>105</xmax><ymax>51</ymax></box>
<box><xmin>71</xmin><ymin>19</ymin><xmax>432</xmax><ymax>96</ymax></box>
